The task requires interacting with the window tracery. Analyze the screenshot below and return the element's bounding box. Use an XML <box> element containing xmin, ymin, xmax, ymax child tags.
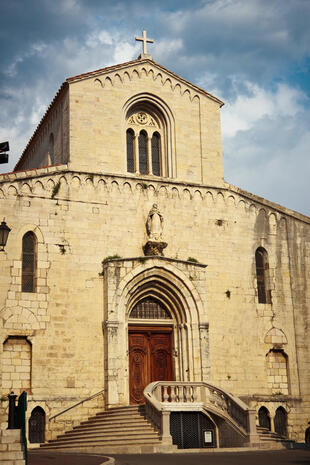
<box><xmin>129</xmin><ymin>297</ymin><xmax>172</xmax><ymax>320</ymax></box>
<box><xmin>126</xmin><ymin>108</ymin><xmax>165</xmax><ymax>177</ymax></box>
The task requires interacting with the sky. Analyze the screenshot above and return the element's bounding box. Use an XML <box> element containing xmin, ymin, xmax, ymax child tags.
<box><xmin>0</xmin><ymin>0</ymin><xmax>310</xmax><ymax>215</ymax></box>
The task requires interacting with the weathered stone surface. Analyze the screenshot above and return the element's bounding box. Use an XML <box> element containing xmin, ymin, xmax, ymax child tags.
<box><xmin>0</xmin><ymin>57</ymin><xmax>309</xmax><ymax>446</ymax></box>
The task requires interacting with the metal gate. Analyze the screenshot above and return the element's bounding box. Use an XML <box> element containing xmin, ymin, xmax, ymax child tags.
<box><xmin>170</xmin><ymin>412</ymin><xmax>216</xmax><ymax>449</ymax></box>
<box><xmin>28</xmin><ymin>407</ymin><xmax>45</xmax><ymax>443</ymax></box>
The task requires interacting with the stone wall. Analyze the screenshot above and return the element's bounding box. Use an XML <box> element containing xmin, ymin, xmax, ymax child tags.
<box><xmin>15</xmin><ymin>88</ymin><xmax>69</xmax><ymax>171</ymax></box>
<box><xmin>0</xmin><ymin>429</ymin><xmax>25</xmax><ymax>465</ymax></box>
<box><xmin>68</xmin><ymin>60</ymin><xmax>224</xmax><ymax>186</ymax></box>
<box><xmin>0</xmin><ymin>167</ymin><xmax>309</xmax><ymax>442</ymax></box>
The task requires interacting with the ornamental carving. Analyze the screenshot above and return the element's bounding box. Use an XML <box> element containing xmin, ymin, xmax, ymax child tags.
<box><xmin>128</xmin><ymin>112</ymin><xmax>157</xmax><ymax>127</ymax></box>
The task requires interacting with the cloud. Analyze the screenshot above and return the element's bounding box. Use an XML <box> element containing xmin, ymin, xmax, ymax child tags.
<box><xmin>221</xmin><ymin>82</ymin><xmax>305</xmax><ymax>137</ymax></box>
<box><xmin>222</xmin><ymin>83</ymin><xmax>310</xmax><ymax>215</ymax></box>
<box><xmin>0</xmin><ymin>0</ymin><xmax>309</xmax><ymax>216</ymax></box>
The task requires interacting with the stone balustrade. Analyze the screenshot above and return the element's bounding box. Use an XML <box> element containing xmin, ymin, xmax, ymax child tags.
<box><xmin>144</xmin><ymin>381</ymin><xmax>259</xmax><ymax>445</ymax></box>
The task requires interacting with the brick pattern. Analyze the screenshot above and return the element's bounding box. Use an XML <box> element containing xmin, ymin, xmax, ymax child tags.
<box><xmin>2</xmin><ymin>338</ymin><xmax>31</xmax><ymax>394</ymax></box>
<box><xmin>0</xmin><ymin>58</ymin><xmax>309</xmax><ymax>445</ymax></box>
<box><xmin>267</xmin><ymin>351</ymin><xmax>289</xmax><ymax>395</ymax></box>
<box><xmin>0</xmin><ymin>429</ymin><xmax>25</xmax><ymax>465</ymax></box>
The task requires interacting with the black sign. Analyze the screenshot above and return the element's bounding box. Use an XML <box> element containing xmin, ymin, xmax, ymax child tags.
<box><xmin>0</xmin><ymin>141</ymin><xmax>9</xmax><ymax>153</ymax></box>
<box><xmin>0</xmin><ymin>153</ymin><xmax>8</xmax><ymax>164</ymax></box>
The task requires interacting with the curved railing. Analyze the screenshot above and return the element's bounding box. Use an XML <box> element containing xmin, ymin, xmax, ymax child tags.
<box><xmin>143</xmin><ymin>381</ymin><xmax>258</xmax><ymax>445</ymax></box>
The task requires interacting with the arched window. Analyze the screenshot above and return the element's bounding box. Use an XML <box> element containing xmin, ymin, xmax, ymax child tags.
<box><xmin>255</xmin><ymin>247</ymin><xmax>271</xmax><ymax>304</ymax></box>
<box><xmin>126</xmin><ymin>129</ymin><xmax>135</xmax><ymax>173</ymax></box>
<box><xmin>130</xmin><ymin>297</ymin><xmax>172</xmax><ymax>320</ymax></box>
<box><xmin>22</xmin><ymin>232</ymin><xmax>37</xmax><ymax>293</ymax></box>
<box><xmin>125</xmin><ymin>106</ymin><xmax>167</xmax><ymax>177</ymax></box>
<box><xmin>258</xmin><ymin>406</ymin><xmax>271</xmax><ymax>430</ymax></box>
<box><xmin>151</xmin><ymin>132</ymin><xmax>161</xmax><ymax>176</ymax></box>
<box><xmin>29</xmin><ymin>407</ymin><xmax>45</xmax><ymax>443</ymax></box>
<box><xmin>138</xmin><ymin>130</ymin><xmax>148</xmax><ymax>175</ymax></box>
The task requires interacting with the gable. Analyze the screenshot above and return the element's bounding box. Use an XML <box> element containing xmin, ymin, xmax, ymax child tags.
<box><xmin>67</xmin><ymin>58</ymin><xmax>224</xmax><ymax>107</ymax></box>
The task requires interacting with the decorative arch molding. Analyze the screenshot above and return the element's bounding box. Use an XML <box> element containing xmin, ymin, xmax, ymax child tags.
<box><xmin>17</xmin><ymin>224</ymin><xmax>45</xmax><ymax>244</ymax></box>
<box><xmin>93</xmin><ymin>65</ymin><xmax>202</xmax><ymax>102</ymax></box>
<box><xmin>112</xmin><ymin>262</ymin><xmax>204</xmax><ymax>325</ymax></box>
<box><xmin>264</xmin><ymin>327</ymin><xmax>288</xmax><ymax>346</ymax></box>
<box><xmin>0</xmin><ymin>306</ymin><xmax>41</xmax><ymax>330</ymax></box>
<box><xmin>123</xmin><ymin>93</ymin><xmax>176</xmax><ymax>178</ymax></box>
<box><xmin>103</xmin><ymin>257</ymin><xmax>208</xmax><ymax>408</ymax></box>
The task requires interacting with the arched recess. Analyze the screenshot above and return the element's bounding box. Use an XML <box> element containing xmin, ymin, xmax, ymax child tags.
<box><xmin>258</xmin><ymin>406</ymin><xmax>271</xmax><ymax>430</ymax></box>
<box><xmin>29</xmin><ymin>406</ymin><xmax>45</xmax><ymax>443</ymax></box>
<box><xmin>3</xmin><ymin>336</ymin><xmax>32</xmax><ymax>394</ymax></box>
<box><xmin>274</xmin><ymin>406</ymin><xmax>287</xmax><ymax>438</ymax></box>
<box><xmin>104</xmin><ymin>260</ymin><xmax>206</xmax><ymax>407</ymax></box>
<box><xmin>266</xmin><ymin>349</ymin><xmax>289</xmax><ymax>395</ymax></box>
<box><xmin>123</xmin><ymin>93</ymin><xmax>176</xmax><ymax>178</ymax></box>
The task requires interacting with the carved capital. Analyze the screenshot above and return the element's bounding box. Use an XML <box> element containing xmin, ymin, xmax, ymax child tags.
<box><xmin>102</xmin><ymin>320</ymin><xmax>119</xmax><ymax>336</ymax></box>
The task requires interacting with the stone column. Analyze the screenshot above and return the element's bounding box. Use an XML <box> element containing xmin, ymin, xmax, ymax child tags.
<box><xmin>104</xmin><ymin>320</ymin><xmax>121</xmax><ymax>407</ymax></box>
<box><xmin>247</xmin><ymin>409</ymin><xmax>260</xmax><ymax>445</ymax></box>
<box><xmin>147</xmin><ymin>136</ymin><xmax>152</xmax><ymax>175</ymax></box>
<box><xmin>134</xmin><ymin>134</ymin><xmax>139</xmax><ymax>173</ymax></box>
<box><xmin>199</xmin><ymin>322</ymin><xmax>210</xmax><ymax>380</ymax></box>
<box><xmin>161</xmin><ymin>411</ymin><xmax>172</xmax><ymax>445</ymax></box>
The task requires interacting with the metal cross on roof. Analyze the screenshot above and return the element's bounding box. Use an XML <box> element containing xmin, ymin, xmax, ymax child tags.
<box><xmin>135</xmin><ymin>29</ymin><xmax>154</xmax><ymax>57</ymax></box>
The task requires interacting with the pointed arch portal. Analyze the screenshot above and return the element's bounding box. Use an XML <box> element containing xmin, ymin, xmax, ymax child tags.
<box><xmin>103</xmin><ymin>258</ymin><xmax>208</xmax><ymax>408</ymax></box>
<box><xmin>128</xmin><ymin>297</ymin><xmax>174</xmax><ymax>404</ymax></box>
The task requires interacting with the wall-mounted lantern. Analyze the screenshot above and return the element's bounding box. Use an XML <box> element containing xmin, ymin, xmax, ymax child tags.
<box><xmin>0</xmin><ymin>220</ymin><xmax>11</xmax><ymax>251</ymax></box>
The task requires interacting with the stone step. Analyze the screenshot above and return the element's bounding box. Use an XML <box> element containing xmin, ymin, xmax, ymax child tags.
<box><xmin>74</xmin><ymin>418</ymin><xmax>150</xmax><ymax>428</ymax></box>
<box><xmin>41</xmin><ymin>436</ymin><xmax>161</xmax><ymax>449</ymax></box>
<box><xmin>69</xmin><ymin>424</ymin><xmax>156</xmax><ymax>435</ymax></box>
<box><xmin>104</xmin><ymin>405</ymin><xmax>145</xmax><ymax>412</ymax></box>
<box><xmin>57</xmin><ymin>429</ymin><xmax>159</xmax><ymax>441</ymax></box>
<box><xmin>80</xmin><ymin>417</ymin><xmax>147</xmax><ymax>426</ymax></box>
<box><xmin>40</xmin><ymin>404</ymin><xmax>162</xmax><ymax>450</ymax></box>
<box><xmin>73</xmin><ymin>418</ymin><xmax>153</xmax><ymax>427</ymax></box>
<box><xmin>94</xmin><ymin>412</ymin><xmax>145</xmax><ymax>419</ymax></box>
<box><xmin>83</xmin><ymin>411</ymin><xmax>145</xmax><ymax>421</ymax></box>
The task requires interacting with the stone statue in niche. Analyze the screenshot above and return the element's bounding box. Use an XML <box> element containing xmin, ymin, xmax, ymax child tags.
<box><xmin>143</xmin><ymin>204</ymin><xmax>167</xmax><ymax>256</ymax></box>
<box><xmin>146</xmin><ymin>204</ymin><xmax>163</xmax><ymax>241</ymax></box>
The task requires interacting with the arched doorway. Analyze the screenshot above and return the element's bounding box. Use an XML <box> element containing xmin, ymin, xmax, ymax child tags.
<box><xmin>258</xmin><ymin>406</ymin><xmax>271</xmax><ymax>430</ymax></box>
<box><xmin>274</xmin><ymin>406</ymin><xmax>287</xmax><ymax>438</ymax></box>
<box><xmin>104</xmin><ymin>259</ymin><xmax>207</xmax><ymax>408</ymax></box>
<box><xmin>128</xmin><ymin>297</ymin><xmax>174</xmax><ymax>404</ymax></box>
<box><xmin>29</xmin><ymin>407</ymin><xmax>45</xmax><ymax>443</ymax></box>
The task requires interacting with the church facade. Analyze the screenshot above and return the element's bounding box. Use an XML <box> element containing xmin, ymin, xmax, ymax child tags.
<box><xmin>0</xmin><ymin>44</ymin><xmax>309</xmax><ymax>448</ymax></box>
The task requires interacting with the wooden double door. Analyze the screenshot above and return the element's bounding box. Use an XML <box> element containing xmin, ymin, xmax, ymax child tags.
<box><xmin>129</xmin><ymin>326</ymin><xmax>173</xmax><ymax>404</ymax></box>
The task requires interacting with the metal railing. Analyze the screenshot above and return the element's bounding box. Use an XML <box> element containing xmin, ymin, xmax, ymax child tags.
<box><xmin>49</xmin><ymin>389</ymin><xmax>104</xmax><ymax>421</ymax></box>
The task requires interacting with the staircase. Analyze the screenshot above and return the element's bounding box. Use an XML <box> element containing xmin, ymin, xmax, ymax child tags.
<box><xmin>39</xmin><ymin>404</ymin><xmax>295</xmax><ymax>453</ymax></box>
<box><xmin>256</xmin><ymin>426</ymin><xmax>295</xmax><ymax>449</ymax></box>
<box><xmin>40</xmin><ymin>405</ymin><xmax>174</xmax><ymax>453</ymax></box>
